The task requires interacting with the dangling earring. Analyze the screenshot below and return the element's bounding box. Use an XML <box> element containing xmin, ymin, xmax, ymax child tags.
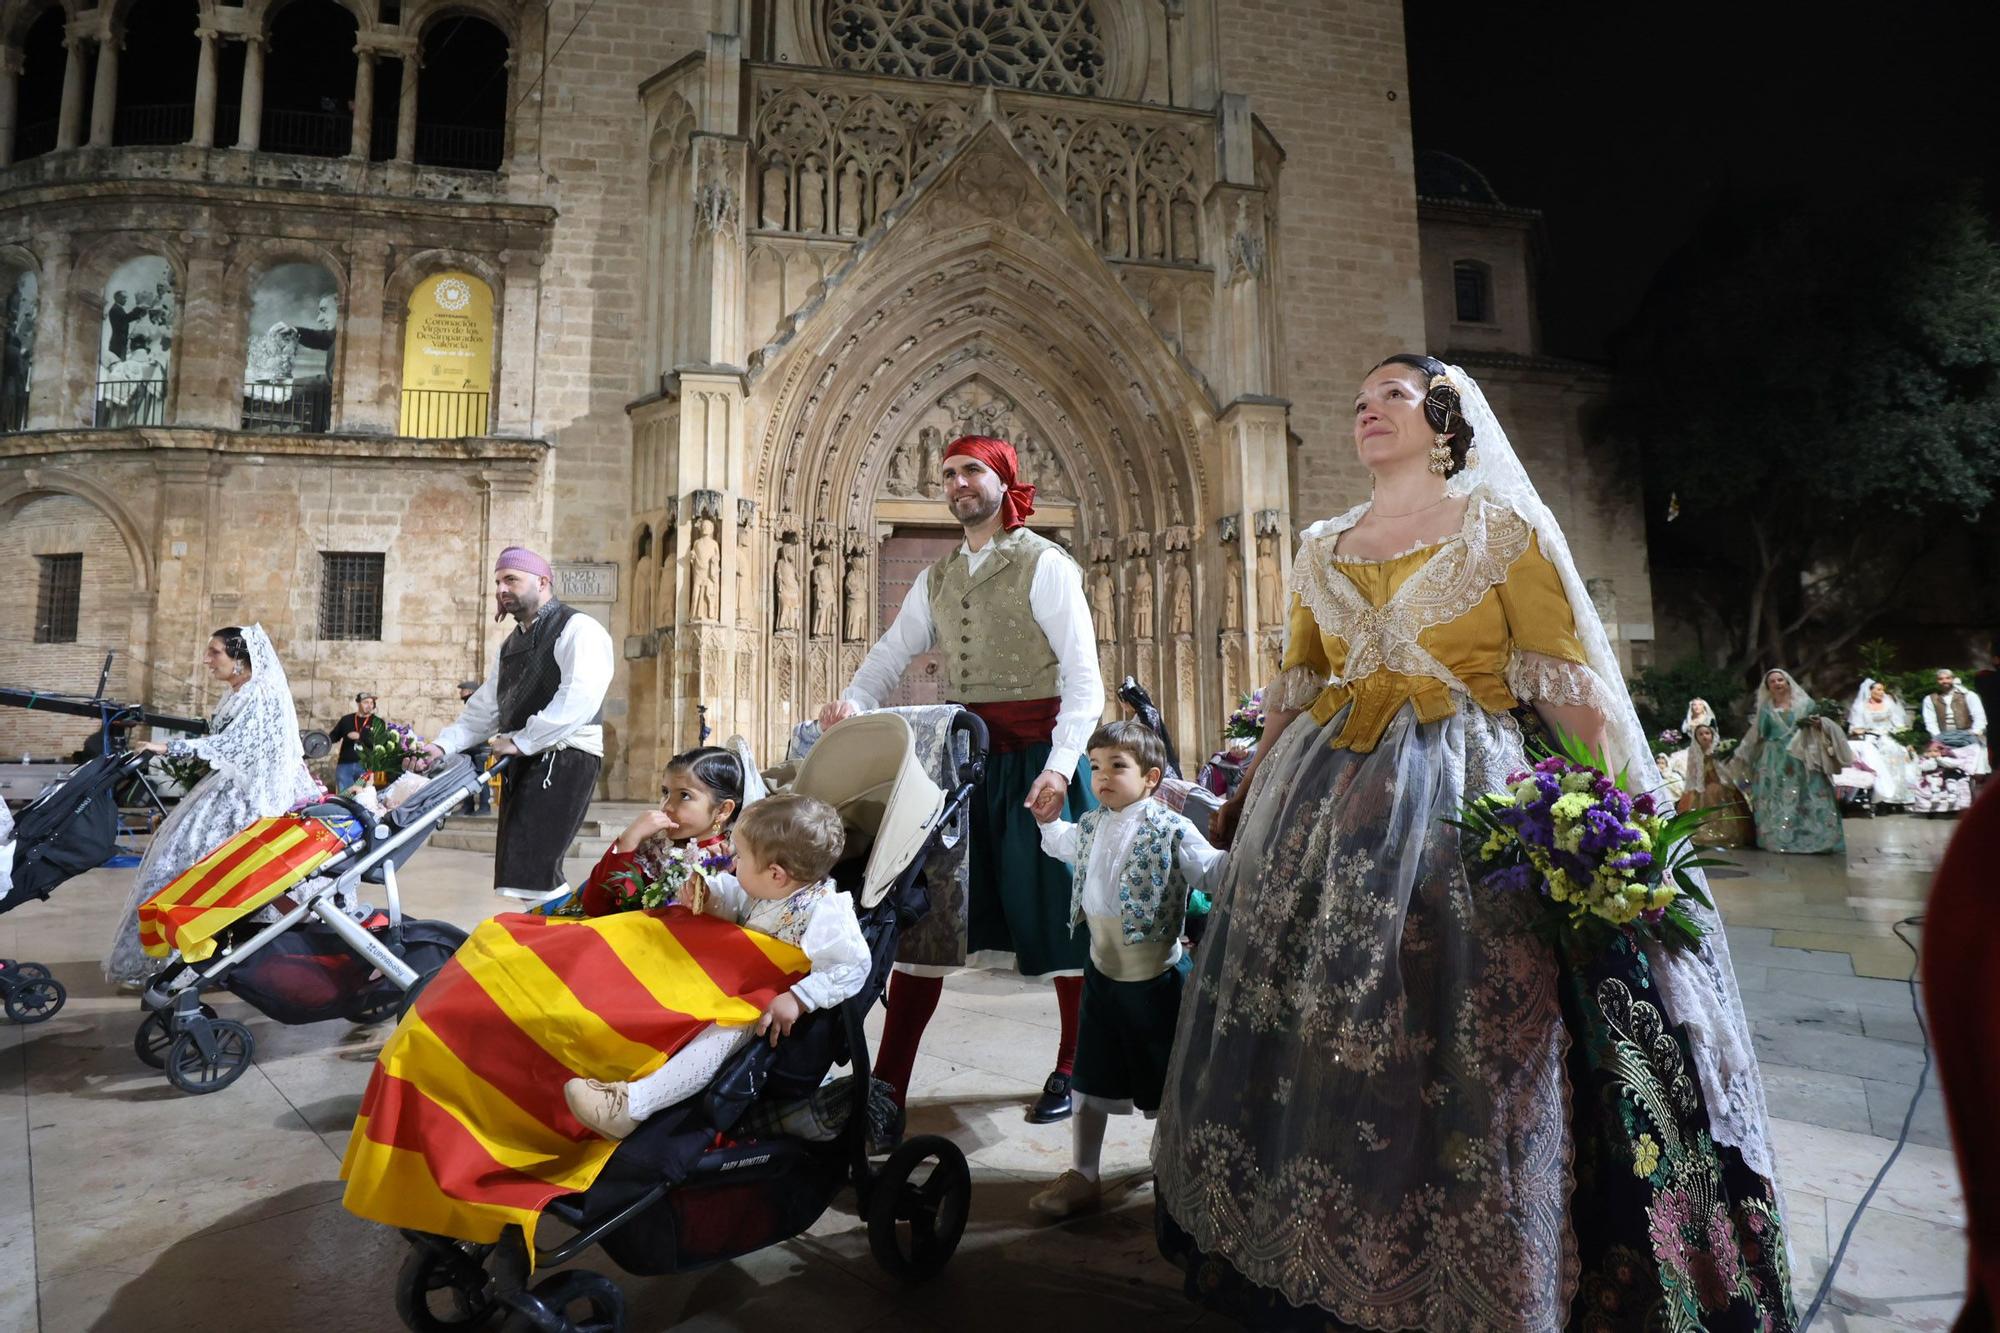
<box><xmin>1427</xmin><ymin>433</ymin><xmax>1453</xmax><ymax>477</ymax></box>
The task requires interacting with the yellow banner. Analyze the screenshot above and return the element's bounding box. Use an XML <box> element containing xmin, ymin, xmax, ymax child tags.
<box><xmin>399</xmin><ymin>272</ymin><xmax>493</xmax><ymax>437</ymax></box>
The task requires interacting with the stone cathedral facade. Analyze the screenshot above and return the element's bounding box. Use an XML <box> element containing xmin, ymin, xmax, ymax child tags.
<box><xmin>0</xmin><ymin>0</ymin><xmax>1653</xmax><ymax>798</ymax></box>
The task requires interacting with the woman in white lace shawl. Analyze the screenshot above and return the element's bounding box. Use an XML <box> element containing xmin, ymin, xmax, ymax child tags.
<box><xmin>1152</xmin><ymin>357</ymin><xmax>1792</xmax><ymax>1333</ymax></box>
<box><xmin>105</xmin><ymin>625</ymin><xmax>321</xmax><ymax>984</ymax></box>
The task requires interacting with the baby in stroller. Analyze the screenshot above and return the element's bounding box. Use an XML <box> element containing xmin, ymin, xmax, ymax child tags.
<box><xmin>563</xmin><ymin>791</ymin><xmax>872</xmax><ymax>1138</ymax></box>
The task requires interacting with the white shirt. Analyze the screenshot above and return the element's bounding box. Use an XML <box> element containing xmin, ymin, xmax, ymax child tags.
<box><xmin>1924</xmin><ymin>688</ymin><xmax>1987</xmax><ymax>736</ymax></box>
<box><xmin>842</xmin><ymin>540</ymin><xmax>1104</xmax><ymax>777</ymax></box>
<box><xmin>1039</xmin><ymin>799</ymin><xmax>1227</xmax><ymax>967</ymax></box>
<box><xmin>700</xmin><ymin>872</ymin><xmax>873</xmax><ymax>1013</ymax></box>
<box><xmin>436</xmin><ymin>610</ymin><xmax>616</xmax><ymax>758</ymax></box>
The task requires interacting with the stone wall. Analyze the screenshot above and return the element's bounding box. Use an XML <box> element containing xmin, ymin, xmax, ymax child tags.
<box><xmin>0</xmin><ymin>491</ymin><xmax>138</xmax><ymax>757</ymax></box>
<box><xmin>1216</xmin><ymin>0</ymin><xmax>1429</xmax><ymax>524</ymax></box>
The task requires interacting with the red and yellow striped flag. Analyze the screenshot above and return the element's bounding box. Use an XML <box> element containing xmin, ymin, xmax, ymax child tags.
<box><xmin>339</xmin><ymin>907</ymin><xmax>810</xmax><ymax>1245</ymax></box>
<box><xmin>139</xmin><ymin>815</ymin><xmax>348</xmax><ymax>961</ymax></box>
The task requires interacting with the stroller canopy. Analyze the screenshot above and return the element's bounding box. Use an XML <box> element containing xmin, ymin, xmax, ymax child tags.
<box><xmin>790</xmin><ymin>713</ymin><xmax>944</xmax><ymax>908</ymax></box>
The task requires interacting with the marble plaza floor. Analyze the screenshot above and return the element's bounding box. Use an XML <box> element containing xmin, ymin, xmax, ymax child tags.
<box><xmin>0</xmin><ymin>811</ymin><xmax>1970</xmax><ymax>1332</ymax></box>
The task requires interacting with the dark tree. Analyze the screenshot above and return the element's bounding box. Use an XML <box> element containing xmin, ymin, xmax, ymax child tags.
<box><xmin>1607</xmin><ymin>187</ymin><xmax>2000</xmax><ymax>679</ymax></box>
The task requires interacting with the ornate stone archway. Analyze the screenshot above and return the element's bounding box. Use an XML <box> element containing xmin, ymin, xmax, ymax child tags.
<box><xmin>624</xmin><ymin>112</ymin><xmax>1293</xmax><ymax>793</ymax></box>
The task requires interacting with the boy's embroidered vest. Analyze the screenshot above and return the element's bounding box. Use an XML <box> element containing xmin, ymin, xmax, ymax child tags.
<box><xmin>926</xmin><ymin>527</ymin><xmax>1065</xmax><ymax>702</ymax></box>
<box><xmin>1067</xmin><ymin>802</ymin><xmax>1191</xmax><ymax>980</ymax></box>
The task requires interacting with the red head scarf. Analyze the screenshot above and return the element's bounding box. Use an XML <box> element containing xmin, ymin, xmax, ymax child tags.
<box><xmin>943</xmin><ymin>435</ymin><xmax>1036</xmax><ymax>531</ymax></box>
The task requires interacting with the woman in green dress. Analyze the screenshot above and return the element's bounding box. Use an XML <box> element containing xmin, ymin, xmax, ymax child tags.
<box><xmin>1739</xmin><ymin>668</ymin><xmax>1846</xmax><ymax>854</ymax></box>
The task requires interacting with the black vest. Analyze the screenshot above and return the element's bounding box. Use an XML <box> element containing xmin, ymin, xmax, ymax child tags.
<box><xmin>497</xmin><ymin>600</ymin><xmax>601</xmax><ymax>733</ymax></box>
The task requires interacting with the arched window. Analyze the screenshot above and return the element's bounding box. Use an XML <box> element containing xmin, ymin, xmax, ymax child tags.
<box><xmin>416</xmin><ymin>16</ymin><xmax>508</xmax><ymax>171</ymax></box>
<box><xmin>823</xmin><ymin>0</ymin><xmax>1107</xmax><ymax>96</ymax></box>
<box><xmin>0</xmin><ymin>266</ymin><xmax>39</xmax><ymax>430</ymax></box>
<box><xmin>13</xmin><ymin>6</ymin><xmax>67</xmax><ymax>161</ymax></box>
<box><xmin>1452</xmin><ymin>260</ymin><xmax>1492</xmax><ymax>325</ymax></box>
<box><xmin>263</xmin><ymin>0</ymin><xmax>358</xmax><ymax>157</ymax></box>
<box><xmin>242</xmin><ymin>262</ymin><xmax>340</xmax><ymax>432</ymax></box>
<box><xmin>93</xmin><ymin>256</ymin><xmax>176</xmax><ymax>427</ymax></box>
<box><xmin>399</xmin><ymin>271</ymin><xmax>494</xmax><ymax>437</ymax></box>
<box><xmin>114</xmin><ymin>0</ymin><xmax>200</xmax><ymax>144</ymax></box>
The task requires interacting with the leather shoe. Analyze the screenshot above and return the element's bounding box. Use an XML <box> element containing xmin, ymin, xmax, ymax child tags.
<box><xmin>1027</xmin><ymin>1071</ymin><xmax>1072</xmax><ymax>1123</ymax></box>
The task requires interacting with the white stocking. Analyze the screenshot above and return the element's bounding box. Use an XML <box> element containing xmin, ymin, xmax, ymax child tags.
<box><xmin>625</xmin><ymin>1023</ymin><xmax>756</xmax><ymax>1121</ymax></box>
<box><xmin>1072</xmin><ymin>1105</ymin><xmax>1107</xmax><ymax>1181</ymax></box>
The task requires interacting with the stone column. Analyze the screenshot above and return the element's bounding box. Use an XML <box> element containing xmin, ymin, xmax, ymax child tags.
<box><xmin>25</xmin><ymin>231</ymin><xmax>70</xmax><ymax>428</ymax></box>
<box><xmin>494</xmin><ymin>249</ymin><xmax>541</xmax><ymax>435</ymax></box>
<box><xmin>0</xmin><ymin>49</ymin><xmax>22</xmax><ymax>168</ymax></box>
<box><xmin>235</xmin><ymin>36</ymin><xmax>264</xmax><ymax>151</ymax></box>
<box><xmin>55</xmin><ymin>34</ymin><xmax>85</xmax><ymax>150</ymax></box>
<box><xmin>348</xmin><ymin>48</ymin><xmax>374</xmax><ymax>159</ymax></box>
<box><xmin>338</xmin><ymin>238</ymin><xmax>391</xmax><ymax>432</ymax></box>
<box><xmin>190</xmin><ymin>28</ymin><xmax>218</xmax><ymax>147</ymax></box>
<box><xmin>394</xmin><ymin>48</ymin><xmax>418</xmax><ymax>163</ymax></box>
<box><xmin>86</xmin><ymin>26</ymin><xmax>118</xmax><ymax>147</ymax></box>
<box><xmin>172</xmin><ymin>239</ymin><xmax>234</xmax><ymax>427</ymax></box>
<box><xmin>1217</xmin><ymin>397</ymin><xmax>1292</xmax><ymax>687</ymax></box>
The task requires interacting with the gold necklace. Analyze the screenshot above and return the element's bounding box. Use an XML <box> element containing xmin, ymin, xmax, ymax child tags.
<box><xmin>1369</xmin><ymin>494</ymin><xmax>1449</xmax><ymax>520</ymax></box>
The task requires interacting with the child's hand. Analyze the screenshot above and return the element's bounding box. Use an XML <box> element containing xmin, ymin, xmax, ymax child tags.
<box><xmin>757</xmin><ymin>992</ymin><xmax>804</xmax><ymax>1047</ymax></box>
<box><xmin>616</xmin><ymin>809</ymin><xmax>677</xmax><ymax>852</ymax></box>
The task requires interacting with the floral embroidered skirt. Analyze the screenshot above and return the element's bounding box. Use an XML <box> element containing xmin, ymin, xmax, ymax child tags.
<box><xmin>1152</xmin><ymin>702</ymin><xmax>1794</xmax><ymax>1333</ymax></box>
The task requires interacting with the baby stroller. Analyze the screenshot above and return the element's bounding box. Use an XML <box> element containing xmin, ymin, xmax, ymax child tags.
<box><xmin>134</xmin><ymin>755</ymin><xmax>500</xmax><ymax>1095</ymax></box>
<box><xmin>390</xmin><ymin>710</ymin><xmax>989</xmax><ymax>1333</ymax></box>
<box><xmin>0</xmin><ymin>748</ymin><xmax>161</xmax><ymax>1023</ymax></box>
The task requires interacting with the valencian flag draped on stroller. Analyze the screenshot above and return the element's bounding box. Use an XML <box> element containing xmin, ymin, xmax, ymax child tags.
<box><xmin>341</xmin><ymin>907</ymin><xmax>810</xmax><ymax>1245</ymax></box>
<box><xmin>138</xmin><ymin>814</ymin><xmax>350</xmax><ymax>962</ymax></box>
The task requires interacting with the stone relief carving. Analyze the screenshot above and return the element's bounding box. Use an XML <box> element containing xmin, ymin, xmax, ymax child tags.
<box><xmin>1168</xmin><ymin>554</ymin><xmax>1193</xmax><ymax>636</ymax></box>
<box><xmin>1089</xmin><ymin>564</ymin><xmax>1116</xmax><ymax>643</ymax></box>
<box><xmin>1222</xmin><ymin>545</ymin><xmax>1243</xmax><ymax>632</ymax></box>
<box><xmin>843</xmin><ymin>549</ymin><xmax>869</xmax><ymax>641</ymax></box>
<box><xmin>1131</xmin><ymin>562</ymin><xmax>1155</xmax><ymax>640</ymax></box>
<box><xmin>1256</xmin><ymin>530</ymin><xmax>1283</xmax><ymax>628</ymax></box>
<box><xmin>821</xmin><ymin>0</ymin><xmax>1109</xmax><ymax>97</ymax></box>
<box><xmin>687</xmin><ymin>517</ymin><xmax>722</xmax><ymax>621</ymax></box>
<box><xmin>810</xmin><ymin>544</ymin><xmax>837</xmax><ymax>638</ymax></box>
<box><xmin>774</xmin><ymin>538</ymin><xmax>802</xmax><ymax>632</ymax></box>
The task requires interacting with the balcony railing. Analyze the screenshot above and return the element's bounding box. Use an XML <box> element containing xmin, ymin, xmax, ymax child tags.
<box><xmin>414</xmin><ymin>122</ymin><xmax>504</xmax><ymax>172</ymax></box>
<box><xmin>399</xmin><ymin>388</ymin><xmax>490</xmax><ymax>438</ymax></box>
<box><xmin>261</xmin><ymin>107</ymin><xmax>353</xmax><ymax>158</ymax></box>
<box><xmin>0</xmin><ymin>386</ymin><xmax>27</xmax><ymax>431</ymax></box>
<box><xmin>242</xmin><ymin>380</ymin><xmax>333</xmax><ymax>433</ymax></box>
<box><xmin>93</xmin><ymin>379</ymin><xmax>167</xmax><ymax>427</ymax></box>
<box><xmin>113</xmin><ymin>103</ymin><xmax>197</xmax><ymax>147</ymax></box>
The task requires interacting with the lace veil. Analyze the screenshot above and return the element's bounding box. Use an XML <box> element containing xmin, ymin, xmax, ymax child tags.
<box><xmin>1420</xmin><ymin>367</ymin><xmax>1779</xmax><ymax>1181</ymax></box>
<box><xmin>1849</xmin><ymin>678</ymin><xmax>1907</xmax><ymax>731</ymax></box>
<box><xmin>202</xmin><ymin>624</ymin><xmax>315</xmax><ymax>813</ymax></box>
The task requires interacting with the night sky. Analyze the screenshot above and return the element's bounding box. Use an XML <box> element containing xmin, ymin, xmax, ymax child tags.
<box><xmin>1403</xmin><ymin>3</ymin><xmax>2000</xmax><ymax>360</ymax></box>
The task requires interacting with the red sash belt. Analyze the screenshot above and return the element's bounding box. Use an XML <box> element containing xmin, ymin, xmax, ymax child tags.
<box><xmin>963</xmin><ymin>697</ymin><xmax>1060</xmax><ymax>754</ymax></box>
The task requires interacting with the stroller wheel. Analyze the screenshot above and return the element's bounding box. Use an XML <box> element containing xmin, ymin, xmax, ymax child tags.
<box><xmin>394</xmin><ymin>1242</ymin><xmax>497</xmax><ymax>1332</ymax></box>
<box><xmin>5</xmin><ymin>977</ymin><xmax>66</xmax><ymax>1024</ymax></box>
<box><xmin>8</xmin><ymin>962</ymin><xmax>52</xmax><ymax>981</ymax></box>
<box><xmin>134</xmin><ymin>1004</ymin><xmax>218</xmax><ymax>1069</ymax></box>
<box><xmin>866</xmin><ymin>1134</ymin><xmax>972</xmax><ymax>1284</ymax></box>
<box><xmin>499</xmin><ymin>1271</ymin><xmax>624</xmax><ymax>1333</ymax></box>
<box><xmin>165</xmin><ymin>1018</ymin><xmax>254</xmax><ymax>1094</ymax></box>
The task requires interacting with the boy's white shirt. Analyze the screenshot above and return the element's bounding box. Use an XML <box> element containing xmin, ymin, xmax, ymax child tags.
<box><xmin>699</xmin><ymin>871</ymin><xmax>872</xmax><ymax>1013</ymax></box>
<box><xmin>1037</xmin><ymin>797</ymin><xmax>1227</xmax><ymax>919</ymax></box>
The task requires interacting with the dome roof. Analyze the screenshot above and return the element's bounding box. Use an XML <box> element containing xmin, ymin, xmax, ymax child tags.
<box><xmin>1415</xmin><ymin>151</ymin><xmax>1503</xmax><ymax>206</ymax></box>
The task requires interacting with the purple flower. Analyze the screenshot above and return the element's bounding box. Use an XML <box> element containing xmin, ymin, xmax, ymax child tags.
<box><xmin>1534</xmin><ymin>756</ymin><xmax>1568</xmax><ymax>775</ymax></box>
<box><xmin>1632</xmin><ymin>793</ymin><xmax>1657</xmax><ymax>817</ymax></box>
<box><xmin>1505</xmin><ymin>769</ymin><xmax>1530</xmax><ymax>786</ymax></box>
<box><xmin>1482</xmin><ymin>863</ymin><xmax>1536</xmax><ymax>894</ymax></box>
<box><xmin>1608</xmin><ymin>851</ymin><xmax>1654</xmax><ymax>873</ymax></box>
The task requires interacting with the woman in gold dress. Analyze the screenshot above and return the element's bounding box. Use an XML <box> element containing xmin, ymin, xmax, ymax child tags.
<box><xmin>1153</xmin><ymin>357</ymin><xmax>1791</xmax><ymax>1332</ymax></box>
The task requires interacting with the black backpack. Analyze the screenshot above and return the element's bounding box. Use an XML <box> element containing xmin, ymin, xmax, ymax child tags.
<box><xmin>5</xmin><ymin>754</ymin><xmax>129</xmax><ymax>912</ymax></box>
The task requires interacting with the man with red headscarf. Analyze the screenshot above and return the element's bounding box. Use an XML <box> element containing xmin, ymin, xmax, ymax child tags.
<box><xmin>819</xmin><ymin>435</ymin><xmax>1104</xmax><ymax>1124</ymax></box>
<box><xmin>420</xmin><ymin>546</ymin><xmax>614</xmax><ymax>905</ymax></box>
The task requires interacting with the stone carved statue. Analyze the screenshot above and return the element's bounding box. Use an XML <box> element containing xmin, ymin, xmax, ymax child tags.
<box><xmin>1020</xmin><ymin>436</ymin><xmax>1060</xmax><ymax>493</ymax></box>
<box><xmin>1168</xmin><ymin>555</ymin><xmax>1193</xmax><ymax>636</ymax></box>
<box><xmin>774</xmin><ymin>541</ymin><xmax>801</xmax><ymax>631</ymax></box>
<box><xmin>736</xmin><ymin>524</ymin><xmax>753</xmax><ymax>621</ymax></box>
<box><xmin>687</xmin><ymin>517</ymin><xmax>722</xmax><ymax>622</ymax></box>
<box><xmin>1090</xmin><ymin>565</ymin><xmax>1116</xmax><ymax>643</ymax></box>
<box><xmin>798</xmin><ymin>159</ymin><xmax>826</xmax><ymax>233</ymax></box>
<box><xmin>1132</xmin><ymin>563</ymin><xmax>1155</xmax><ymax>640</ymax></box>
<box><xmin>1102</xmin><ymin>184</ymin><xmax>1129</xmax><ymax>259</ymax></box>
<box><xmin>1171</xmin><ymin>194</ymin><xmax>1199</xmax><ymax>263</ymax></box>
<box><xmin>837</xmin><ymin>160</ymin><xmax>864</xmax><ymax>237</ymax></box>
<box><xmin>884</xmin><ymin>443</ymin><xmax>919</xmax><ymax>496</ymax></box>
<box><xmin>1140</xmin><ymin>188</ymin><xmax>1165</xmax><ymax>260</ymax></box>
<box><xmin>843</xmin><ymin>551</ymin><xmax>868</xmax><ymax>641</ymax></box>
<box><xmin>1256</xmin><ymin>531</ymin><xmax>1282</xmax><ymax>626</ymax></box>
<box><xmin>1222</xmin><ymin>548</ymin><xmax>1244</xmax><ymax>631</ymax></box>
<box><xmin>1122</xmin><ymin>458</ymin><xmax>1141</xmax><ymax>515</ymax></box>
<box><xmin>874</xmin><ymin>169</ymin><xmax>899</xmax><ymax>225</ymax></box>
<box><xmin>810</xmin><ymin>547</ymin><xmax>836</xmax><ymax>638</ymax></box>
<box><xmin>1067</xmin><ymin>185</ymin><xmax>1096</xmax><ymax>244</ymax></box>
<box><xmin>760</xmin><ymin>162</ymin><xmax>788</xmax><ymax>230</ymax></box>
<box><xmin>919</xmin><ymin>427</ymin><xmax>944</xmax><ymax>498</ymax></box>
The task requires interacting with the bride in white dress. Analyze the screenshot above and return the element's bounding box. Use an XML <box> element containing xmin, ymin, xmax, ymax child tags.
<box><xmin>105</xmin><ymin>624</ymin><xmax>320</xmax><ymax>984</ymax></box>
<box><xmin>1843</xmin><ymin>678</ymin><xmax>1918</xmax><ymax>807</ymax></box>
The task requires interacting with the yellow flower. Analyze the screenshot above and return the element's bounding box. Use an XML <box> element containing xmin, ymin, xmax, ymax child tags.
<box><xmin>1648</xmin><ymin>886</ymin><xmax>1675</xmax><ymax>909</ymax></box>
<box><xmin>1481</xmin><ymin>832</ymin><xmax>1508</xmax><ymax>859</ymax></box>
<box><xmin>1551</xmin><ymin>792</ymin><xmax>1593</xmax><ymax>821</ymax></box>
<box><xmin>1632</xmin><ymin>1133</ymin><xmax>1661</xmax><ymax>1177</ymax></box>
<box><xmin>1561</xmin><ymin>772</ymin><xmax>1594</xmax><ymax>794</ymax></box>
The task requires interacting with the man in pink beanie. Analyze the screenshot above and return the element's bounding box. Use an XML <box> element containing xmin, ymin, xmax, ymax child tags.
<box><xmin>420</xmin><ymin>545</ymin><xmax>613</xmax><ymax>904</ymax></box>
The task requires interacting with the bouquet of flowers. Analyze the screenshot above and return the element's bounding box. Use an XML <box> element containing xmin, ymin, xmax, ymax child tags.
<box><xmin>1449</xmin><ymin>736</ymin><xmax>1721</xmax><ymax>955</ymax></box>
<box><xmin>1710</xmin><ymin>736</ymin><xmax>1739</xmax><ymax>759</ymax></box>
<box><xmin>604</xmin><ymin>842</ymin><xmax>734</xmax><ymax>914</ymax></box>
<box><xmin>356</xmin><ymin>720</ymin><xmax>427</xmax><ymax>782</ymax></box>
<box><xmin>1650</xmin><ymin>728</ymin><xmax>1686</xmax><ymax>755</ymax></box>
<box><xmin>157</xmin><ymin>750</ymin><xmax>212</xmax><ymax>793</ymax></box>
<box><xmin>1222</xmin><ymin>689</ymin><xmax>1267</xmax><ymax>742</ymax></box>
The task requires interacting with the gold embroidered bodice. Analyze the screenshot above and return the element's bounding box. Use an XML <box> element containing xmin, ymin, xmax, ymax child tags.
<box><xmin>1282</xmin><ymin>497</ymin><xmax>1589</xmax><ymax>753</ymax></box>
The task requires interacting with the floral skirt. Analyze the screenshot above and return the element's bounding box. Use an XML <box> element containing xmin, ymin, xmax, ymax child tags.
<box><xmin>1152</xmin><ymin>701</ymin><xmax>1793</xmax><ymax>1333</ymax></box>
